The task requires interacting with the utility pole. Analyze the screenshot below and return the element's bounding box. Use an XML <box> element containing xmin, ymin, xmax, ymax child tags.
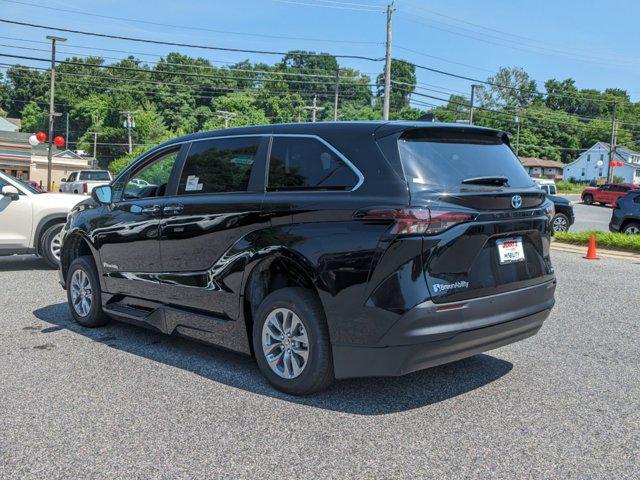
<box><xmin>607</xmin><ymin>103</ymin><xmax>618</xmax><ymax>182</ymax></box>
<box><xmin>46</xmin><ymin>35</ymin><xmax>66</xmax><ymax>192</ymax></box>
<box><xmin>333</xmin><ymin>69</ymin><xmax>340</xmax><ymax>121</ymax></box>
<box><xmin>469</xmin><ymin>84</ymin><xmax>480</xmax><ymax>125</ymax></box>
<box><xmin>515</xmin><ymin>114</ymin><xmax>521</xmax><ymax>155</ymax></box>
<box><xmin>217</xmin><ymin>110</ymin><xmax>237</xmax><ymax>129</ymax></box>
<box><xmin>120</xmin><ymin>111</ymin><xmax>136</xmax><ymax>154</ymax></box>
<box><xmin>304</xmin><ymin>95</ymin><xmax>324</xmax><ymax>122</ymax></box>
<box><xmin>382</xmin><ymin>1</ymin><xmax>395</xmax><ymax>121</ymax></box>
<box><xmin>65</xmin><ymin>112</ymin><xmax>69</xmax><ymax>145</ymax></box>
<box><xmin>86</xmin><ymin>131</ymin><xmax>100</xmax><ymax>168</ymax></box>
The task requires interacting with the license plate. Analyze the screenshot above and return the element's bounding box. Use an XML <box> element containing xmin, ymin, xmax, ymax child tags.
<box><xmin>497</xmin><ymin>237</ymin><xmax>525</xmax><ymax>265</ymax></box>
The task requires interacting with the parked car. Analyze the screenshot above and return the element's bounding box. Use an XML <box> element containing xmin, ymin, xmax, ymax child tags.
<box><xmin>59</xmin><ymin>170</ymin><xmax>112</xmax><ymax>195</ymax></box>
<box><xmin>609</xmin><ymin>189</ymin><xmax>640</xmax><ymax>234</ymax></box>
<box><xmin>59</xmin><ymin>122</ymin><xmax>556</xmax><ymax>395</ymax></box>
<box><xmin>533</xmin><ymin>178</ymin><xmax>558</xmax><ymax>196</ymax></box>
<box><xmin>548</xmin><ymin>194</ymin><xmax>574</xmax><ymax>233</ymax></box>
<box><xmin>0</xmin><ymin>171</ymin><xmax>84</xmax><ymax>267</ymax></box>
<box><xmin>581</xmin><ymin>183</ymin><xmax>639</xmax><ymax>207</ymax></box>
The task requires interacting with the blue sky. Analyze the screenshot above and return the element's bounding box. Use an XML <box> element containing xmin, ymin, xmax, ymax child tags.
<box><xmin>1</xmin><ymin>0</ymin><xmax>639</xmax><ymax>104</ymax></box>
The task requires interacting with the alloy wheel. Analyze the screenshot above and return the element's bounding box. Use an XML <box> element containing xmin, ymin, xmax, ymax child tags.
<box><xmin>625</xmin><ymin>225</ymin><xmax>640</xmax><ymax>234</ymax></box>
<box><xmin>50</xmin><ymin>232</ymin><xmax>62</xmax><ymax>262</ymax></box>
<box><xmin>261</xmin><ymin>308</ymin><xmax>309</xmax><ymax>379</ymax></box>
<box><xmin>70</xmin><ymin>269</ymin><xmax>93</xmax><ymax>317</ymax></box>
<box><xmin>552</xmin><ymin>216</ymin><xmax>568</xmax><ymax>233</ymax></box>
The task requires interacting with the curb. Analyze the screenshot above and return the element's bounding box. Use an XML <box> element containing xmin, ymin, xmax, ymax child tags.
<box><xmin>551</xmin><ymin>242</ymin><xmax>640</xmax><ymax>260</ymax></box>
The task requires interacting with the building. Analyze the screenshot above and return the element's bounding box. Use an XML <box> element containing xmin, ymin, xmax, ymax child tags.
<box><xmin>519</xmin><ymin>157</ymin><xmax>564</xmax><ymax>180</ymax></box>
<box><xmin>0</xmin><ymin>130</ymin><xmax>94</xmax><ymax>188</ymax></box>
<box><xmin>0</xmin><ymin>117</ymin><xmax>20</xmax><ymax>132</ymax></box>
<box><xmin>562</xmin><ymin>142</ymin><xmax>640</xmax><ymax>185</ymax></box>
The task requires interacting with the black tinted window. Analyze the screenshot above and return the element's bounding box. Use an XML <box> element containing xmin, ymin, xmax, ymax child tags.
<box><xmin>268</xmin><ymin>137</ymin><xmax>358</xmax><ymax>191</ymax></box>
<box><xmin>179</xmin><ymin>137</ymin><xmax>260</xmax><ymax>194</ymax></box>
<box><xmin>398</xmin><ymin>129</ymin><xmax>533</xmax><ymax>191</ymax></box>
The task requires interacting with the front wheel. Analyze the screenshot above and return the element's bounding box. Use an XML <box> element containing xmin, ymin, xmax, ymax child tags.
<box><xmin>66</xmin><ymin>256</ymin><xmax>109</xmax><ymax>327</ymax></box>
<box><xmin>623</xmin><ymin>222</ymin><xmax>640</xmax><ymax>235</ymax></box>
<box><xmin>583</xmin><ymin>194</ymin><xmax>593</xmax><ymax>205</ymax></box>
<box><xmin>551</xmin><ymin>213</ymin><xmax>570</xmax><ymax>233</ymax></box>
<box><xmin>253</xmin><ymin>287</ymin><xmax>333</xmax><ymax>395</ymax></box>
<box><xmin>39</xmin><ymin>223</ymin><xmax>63</xmax><ymax>268</ymax></box>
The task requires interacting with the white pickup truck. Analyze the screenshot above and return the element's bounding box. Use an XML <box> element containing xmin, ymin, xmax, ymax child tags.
<box><xmin>59</xmin><ymin>170</ymin><xmax>112</xmax><ymax>195</ymax></box>
<box><xmin>0</xmin><ymin>171</ymin><xmax>85</xmax><ymax>267</ymax></box>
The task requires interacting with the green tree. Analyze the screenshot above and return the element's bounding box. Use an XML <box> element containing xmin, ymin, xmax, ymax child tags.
<box><xmin>376</xmin><ymin>60</ymin><xmax>417</xmax><ymax>111</ymax></box>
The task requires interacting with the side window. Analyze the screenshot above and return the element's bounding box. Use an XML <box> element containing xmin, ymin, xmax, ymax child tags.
<box><xmin>178</xmin><ymin>137</ymin><xmax>260</xmax><ymax>194</ymax></box>
<box><xmin>113</xmin><ymin>149</ymin><xmax>180</xmax><ymax>202</ymax></box>
<box><xmin>67</xmin><ymin>172</ymin><xmax>77</xmax><ymax>182</ymax></box>
<box><xmin>267</xmin><ymin>136</ymin><xmax>358</xmax><ymax>191</ymax></box>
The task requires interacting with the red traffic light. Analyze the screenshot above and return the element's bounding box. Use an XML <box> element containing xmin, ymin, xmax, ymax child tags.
<box><xmin>617</xmin><ymin>161</ymin><xmax>624</xmax><ymax>167</ymax></box>
<box><xmin>53</xmin><ymin>136</ymin><xmax>65</xmax><ymax>147</ymax></box>
<box><xmin>36</xmin><ymin>131</ymin><xmax>47</xmax><ymax>142</ymax></box>
<box><xmin>610</xmin><ymin>161</ymin><xmax>616</xmax><ymax>167</ymax></box>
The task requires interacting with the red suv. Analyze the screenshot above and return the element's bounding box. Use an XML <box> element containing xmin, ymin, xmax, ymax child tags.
<box><xmin>582</xmin><ymin>183</ymin><xmax>640</xmax><ymax>207</ymax></box>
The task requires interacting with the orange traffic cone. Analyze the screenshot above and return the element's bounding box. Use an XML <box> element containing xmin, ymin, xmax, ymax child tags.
<box><xmin>583</xmin><ymin>234</ymin><xmax>600</xmax><ymax>260</ymax></box>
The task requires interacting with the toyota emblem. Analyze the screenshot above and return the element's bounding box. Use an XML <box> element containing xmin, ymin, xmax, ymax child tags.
<box><xmin>511</xmin><ymin>195</ymin><xmax>523</xmax><ymax>209</ymax></box>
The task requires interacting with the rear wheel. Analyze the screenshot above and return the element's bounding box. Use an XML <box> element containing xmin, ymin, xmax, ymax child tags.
<box><xmin>623</xmin><ymin>222</ymin><xmax>640</xmax><ymax>234</ymax></box>
<box><xmin>551</xmin><ymin>213</ymin><xmax>570</xmax><ymax>233</ymax></box>
<box><xmin>583</xmin><ymin>194</ymin><xmax>593</xmax><ymax>205</ymax></box>
<box><xmin>66</xmin><ymin>256</ymin><xmax>109</xmax><ymax>327</ymax></box>
<box><xmin>39</xmin><ymin>223</ymin><xmax>63</xmax><ymax>268</ymax></box>
<box><xmin>253</xmin><ymin>287</ymin><xmax>333</xmax><ymax>395</ymax></box>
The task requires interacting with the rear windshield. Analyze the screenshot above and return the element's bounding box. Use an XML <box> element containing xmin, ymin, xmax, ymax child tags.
<box><xmin>79</xmin><ymin>171</ymin><xmax>110</xmax><ymax>181</ymax></box>
<box><xmin>398</xmin><ymin>129</ymin><xmax>534</xmax><ymax>190</ymax></box>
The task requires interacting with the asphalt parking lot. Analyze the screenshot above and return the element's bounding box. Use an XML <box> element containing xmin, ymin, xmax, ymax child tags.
<box><xmin>1</xmin><ymin>251</ymin><xmax>638</xmax><ymax>479</ymax></box>
<box><xmin>571</xmin><ymin>203</ymin><xmax>613</xmax><ymax>232</ymax></box>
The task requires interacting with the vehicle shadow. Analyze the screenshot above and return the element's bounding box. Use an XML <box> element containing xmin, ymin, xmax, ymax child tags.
<box><xmin>33</xmin><ymin>302</ymin><xmax>513</xmax><ymax>415</ymax></box>
<box><xmin>0</xmin><ymin>255</ymin><xmax>51</xmax><ymax>271</ymax></box>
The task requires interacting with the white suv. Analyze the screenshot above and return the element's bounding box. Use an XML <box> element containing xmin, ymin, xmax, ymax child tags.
<box><xmin>0</xmin><ymin>172</ymin><xmax>85</xmax><ymax>267</ymax></box>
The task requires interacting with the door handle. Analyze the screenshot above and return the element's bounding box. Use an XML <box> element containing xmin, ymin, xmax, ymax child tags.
<box><xmin>163</xmin><ymin>204</ymin><xmax>184</xmax><ymax>215</ymax></box>
<box><xmin>131</xmin><ymin>204</ymin><xmax>161</xmax><ymax>215</ymax></box>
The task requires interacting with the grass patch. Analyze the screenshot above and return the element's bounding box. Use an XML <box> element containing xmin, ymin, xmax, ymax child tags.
<box><xmin>555</xmin><ymin>230</ymin><xmax>640</xmax><ymax>252</ymax></box>
<box><xmin>555</xmin><ymin>181</ymin><xmax>585</xmax><ymax>194</ymax></box>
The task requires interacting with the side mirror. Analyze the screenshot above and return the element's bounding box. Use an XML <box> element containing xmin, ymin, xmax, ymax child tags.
<box><xmin>91</xmin><ymin>185</ymin><xmax>112</xmax><ymax>205</ymax></box>
<box><xmin>1</xmin><ymin>185</ymin><xmax>20</xmax><ymax>201</ymax></box>
<box><xmin>61</xmin><ymin>177</ymin><xmax>66</xmax><ymax>183</ymax></box>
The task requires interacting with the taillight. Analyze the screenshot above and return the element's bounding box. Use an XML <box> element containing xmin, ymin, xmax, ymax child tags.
<box><xmin>83</xmin><ymin>183</ymin><xmax>88</xmax><ymax>194</ymax></box>
<box><xmin>355</xmin><ymin>208</ymin><xmax>473</xmax><ymax>235</ymax></box>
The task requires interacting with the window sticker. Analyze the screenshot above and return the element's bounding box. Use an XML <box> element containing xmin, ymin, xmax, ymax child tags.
<box><xmin>185</xmin><ymin>175</ymin><xmax>200</xmax><ymax>191</ymax></box>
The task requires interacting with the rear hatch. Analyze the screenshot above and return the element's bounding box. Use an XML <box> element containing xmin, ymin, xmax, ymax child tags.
<box><xmin>395</xmin><ymin>127</ymin><xmax>554</xmax><ymax>303</ymax></box>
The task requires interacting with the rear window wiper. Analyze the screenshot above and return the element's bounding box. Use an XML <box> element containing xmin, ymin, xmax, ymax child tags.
<box><xmin>461</xmin><ymin>176</ymin><xmax>509</xmax><ymax>186</ymax></box>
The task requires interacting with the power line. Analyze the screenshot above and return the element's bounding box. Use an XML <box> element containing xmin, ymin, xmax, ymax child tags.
<box><xmin>397</xmin><ymin>5</ymin><xmax>637</xmax><ymax>68</ymax></box>
<box><xmin>0</xmin><ymin>52</ymin><xmax>377</xmax><ymax>89</ymax></box>
<box><xmin>0</xmin><ymin>18</ymin><xmax>384</xmax><ymax>62</ymax></box>
<box><xmin>0</xmin><ymin>40</ymin><xmax>372</xmax><ymax>80</ymax></box>
<box><xmin>0</xmin><ymin>0</ymin><xmax>382</xmax><ymax>45</ymax></box>
<box><xmin>272</xmin><ymin>0</ymin><xmax>384</xmax><ymax>12</ymax></box>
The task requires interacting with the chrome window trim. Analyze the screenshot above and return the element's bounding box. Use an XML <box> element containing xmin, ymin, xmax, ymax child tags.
<box><xmin>118</xmin><ymin>132</ymin><xmax>365</xmax><ymax>194</ymax></box>
<box><xmin>266</xmin><ymin>134</ymin><xmax>364</xmax><ymax>192</ymax></box>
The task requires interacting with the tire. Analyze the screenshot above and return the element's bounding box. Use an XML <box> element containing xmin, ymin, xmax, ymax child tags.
<box><xmin>252</xmin><ymin>287</ymin><xmax>333</xmax><ymax>395</ymax></box>
<box><xmin>66</xmin><ymin>255</ymin><xmax>109</xmax><ymax>327</ymax></box>
<box><xmin>551</xmin><ymin>213</ymin><xmax>570</xmax><ymax>233</ymax></box>
<box><xmin>583</xmin><ymin>194</ymin><xmax>593</xmax><ymax>205</ymax></box>
<box><xmin>39</xmin><ymin>223</ymin><xmax>64</xmax><ymax>269</ymax></box>
<box><xmin>623</xmin><ymin>222</ymin><xmax>640</xmax><ymax>235</ymax></box>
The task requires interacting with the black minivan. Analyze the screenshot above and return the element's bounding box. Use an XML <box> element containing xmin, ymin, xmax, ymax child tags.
<box><xmin>59</xmin><ymin>122</ymin><xmax>556</xmax><ymax>394</ymax></box>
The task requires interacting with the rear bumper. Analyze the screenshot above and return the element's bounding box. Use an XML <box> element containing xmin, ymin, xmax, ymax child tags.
<box><xmin>332</xmin><ymin>279</ymin><xmax>555</xmax><ymax>379</ymax></box>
